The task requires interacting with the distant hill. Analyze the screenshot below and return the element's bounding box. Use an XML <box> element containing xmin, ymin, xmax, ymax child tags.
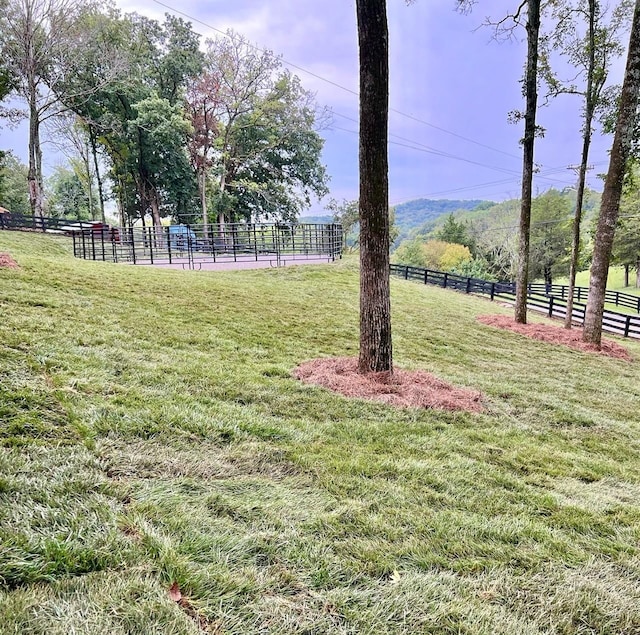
<box><xmin>393</xmin><ymin>198</ymin><xmax>494</xmax><ymax>245</ymax></box>
<box><xmin>299</xmin><ymin>214</ymin><xmax>333</xmax><ymax>224</ymax></box>
<box><xmin>299</xmin><ymin>199</ymin><xmax>495</xmax><ymax>247</ymax></box>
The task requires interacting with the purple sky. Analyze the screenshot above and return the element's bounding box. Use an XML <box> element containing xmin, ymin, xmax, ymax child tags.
<box><xmin>1</xmin><ymin>0</ymin><xmax>629</xmax><ymax>213</ymax></box>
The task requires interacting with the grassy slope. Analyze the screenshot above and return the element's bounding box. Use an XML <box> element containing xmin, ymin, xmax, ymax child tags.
<box><xmin>573</xmin><ymin>267</ymin><xmax>640</xmax><ymax>295</ymax></box>
<box><xmin>1</xmin><ymin>231</ymin><xmax>640</xmax><ymax>635</ymax></box>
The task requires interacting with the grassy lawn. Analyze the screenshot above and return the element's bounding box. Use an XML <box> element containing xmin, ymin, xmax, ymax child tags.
<box><xmin>555</xmin><ymin>268</ymin><xmax>640</xmax><ymax>315</ymax></box>
<box><xmin>1</xmin><ymin>231</ymin><xmax>640</xmax><ymax>634</ymax></box>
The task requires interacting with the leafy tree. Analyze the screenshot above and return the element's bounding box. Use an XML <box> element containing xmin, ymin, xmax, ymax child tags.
<box><xmin>458</xmin><ymin>0</ymin><xmax>542</xmax><ymax>322</ymax></box>
<box><xmin>131</xmin><ymin>96</ymin><xmax>197</xmax><ymax>224</ymax></box>
<box><xmin>435</xmin><ymin>213</ymin><xmax>477</xmax><ymax>254</ymax></box>
<box><xmin>393</xmin><ymin>238</ymin><xmax>472</xmax><ymax>272</ymax></box>
<box><xmin>329</xmin><ymin>198</ymin><xmax>398</xmax><ymax>251</ymax></box>
<box><xmin>440</xmin><ymin>242</ymin><xmax>473</xmax><ymax>271</ymax></box>
<box><xmin>328</xmin><ymin>198</ymin><xmax>359</xmax><ymax>250</ymax></box>
<box><xmin>0</xmin><ymin>152</ymin><xmax>29</xmax><ymax>214</ymax></box>
<box><xmin>393</xmin><ymin>238</ymin><xmax>428</xmax><ymax>268</ymax></box>
<box><xmin>451</xmin><ymin>257</ymin><xmax>497</xmax><ymax>281</ymax></box>
<box><xmin>203</xmin><ymin>33</ymin><xmax>328</xmax><ymax>225</ymax></box>
<box><xmin>529</xmin><ymin>189</ymin><xmax>572</xmax><ymax>285</ymax></box>
<box><xmin>612</xmin><ymin>177</ymin><xmax>640</xmax><ymax>286</ymax></box>
<box><xmin>60</xmin><ymin>12</ymin><xmax>204</xmax><ymax>227</ymax></box>
<box><xmin>185</xmin><ymin>71</ymin><xmax>221</xmax><ymax>237</ymax></box>
<box><xmin>541</xmin><ymin>0</ymin><xmax>631</xmax><ymax>327</ymax></box>
<box><xmin>357</xmin><ymin>0</ymin><xmax>392</xmax><ymax>374</ymax></box>
<box><xmin>584</xmin><ymin>0</ymin><xmax>640</xmax><ymax>347</ymax></box>
<box><xmin>1</xmin><ymin>0</ymin><xmax>101</xmax><ymax>219</ymax></box>
<box><xmin>48</xmin><ymin>164</ymin><xmax>97</xmax><ymax>220</ymax></box>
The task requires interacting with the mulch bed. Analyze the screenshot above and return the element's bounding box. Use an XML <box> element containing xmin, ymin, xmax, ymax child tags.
<box><xmin>477</xmin><ymin>314</ymin><xmax>632</xmax><ymax>361</ymax></box>
<box><xmin>294</xmin><ymin>357</ymin><xmax>484</xmax><ymax>412</ymax></box>
<box><xmin>0</xmin><ymin>253</ymin><xmax>19</xmax><ymax>269</ymax></box>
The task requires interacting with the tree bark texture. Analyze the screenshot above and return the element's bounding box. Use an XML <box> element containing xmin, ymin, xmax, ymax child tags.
<box><xmin>565</xmin><ymin>0</ymin><xmax>596</xmax><ymax>329</ymax></box>
<box><xmin>356</xmin><ymin>0</ymin><xmax>393</xmax><ymax>374</ymax></box>
<box><xmin>89</xmin><ymin>128</ymin><xmax>106</xmax><ymax>223</ymax></box>
<box><xmin>583</xmin><ymin>0</ymin><xmax>640</xmax><ymax>346</ymax></box>
<box><xmin>515</xmin><ymin>0</ymin><xmax>542</xmax><ymax>324</ymax></box>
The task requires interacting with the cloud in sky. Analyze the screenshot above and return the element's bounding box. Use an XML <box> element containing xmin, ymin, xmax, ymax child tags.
<box><xmin>1</xmin><ymin>0</ymin><xmax>628</xmax><ymax>212</ymax></box>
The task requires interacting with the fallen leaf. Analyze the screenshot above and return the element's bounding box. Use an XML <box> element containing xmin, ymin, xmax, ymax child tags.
<box><xmin>390</xmin><ymin>570</ymin><xmax>401</xmax><ymax>584</ymax></box>
<box><xmin>169</xmin><ymin>582</ymin><xmax>182</xmax><ymax>602</ymax></box>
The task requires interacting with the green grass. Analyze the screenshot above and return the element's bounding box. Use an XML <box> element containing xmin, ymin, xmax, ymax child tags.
<box><xmin>1</xmin><ymin>231</ymin><xmax>640</xmax><ymax>634</ymax></box>
<box><xmin>553</xmin><ymin>267</ymin><xmax>640</xmax><ymax>315</ymax></box>
<box><xmin>573</xmin><ymin>266</ymin><xmax>640</xmax><ymax>295</ymax></box>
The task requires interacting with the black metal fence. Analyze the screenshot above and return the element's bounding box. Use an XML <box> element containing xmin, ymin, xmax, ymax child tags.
<box><xmin>391</xmin><ymin>264</ymin><xmax>640</xmax><ymax>340</ymax></box>
<box><xmin>70</xmin><ymin>222</ymin><xmax>343</xmax><ymax>268</ymax></box>
<box><xmin>0</xmin><ymin>213</ymin><xmax>343</xmax><ymax>268</ymax></box>
<box><xmin>0</xmin><ymin>212</ymin><xmax>79</xmax><ymax>232</ymax></box>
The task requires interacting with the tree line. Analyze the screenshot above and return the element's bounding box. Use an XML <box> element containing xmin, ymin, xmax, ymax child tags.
<box><xmin>0</xmin><ymin>1</ymin><xmax>329</xmax><ymax>230</ymax></box>
<box><xmin>391</xmin><ymin>183</ymin><xmax>640</xmax><ymax>289</ymax></box>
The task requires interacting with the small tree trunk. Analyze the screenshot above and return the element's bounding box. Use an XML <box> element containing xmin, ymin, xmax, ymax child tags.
<box><xmin>565</xmin><ymin>1</ymin><xmax>597</xmax><ymax>328</ymax></box>
<box><xmin>636</xmin><ymin>258</ymin><xmax>640</xmax><ymax>288</ymax></box>
<box><xmin>624</xmin><ymin>263</ymin><xmax>630</xmax><ymax>287</ymax></box>
<box><xmin>356</xmin><ymin>0</ymin><xmax>392</xmax><ymax>374</ymax></box>
<box><xmin>515</xmin><ymin>0</ymin><xmax>542</xmax><ymax>324</ymax></box>
<box><xmin>200</xmin><ymin>167</ymin><xmax>209</xmax><ymax>239</ymax></box>
<box><xmin>89</xmin><ymin>128</ymin><xmax>106</xmax><ymax>223</ymax></box>
<box><xmin>583</xmin><ymin>0</ymin><xmax>640</xmax><ymax>347</ymax></box>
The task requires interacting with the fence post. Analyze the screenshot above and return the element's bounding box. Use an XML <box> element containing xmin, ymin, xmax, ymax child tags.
<box><xmin>405</xmin><ymin>265</ymin><xmax>409</xmax><ymax>280</ymax></box>
<box><xmin>624</xmin><ymin>316</ymin><xmax>631</xmax><ymax>338</ymax></box>
<box><xmin>443</xmin><ymin>273</ymin><xmax>448</xmax><ymax>288</ymax></box>
<box><xmin>548</xmin><ymin>296</ymin><xmax>554</xmax><ymax>318</ymax></box>
<box><xmin>490</xmin><ymin>282</ymin><xmax>495</xmax><ymax>301</ymax></box>
<box><xmin>466</xmin><ymin>277</ymin><xmax>471</xmax><ymax>293</ymax></box>
<box><xmin>423</xmin><ymin>269</ymin><xmax>428</xmax><ymax>285</ymax></box>
<box><xmin>131</xmin><ymin>227</ymin><xmax>136</xmax><ymax>264</ymax></box>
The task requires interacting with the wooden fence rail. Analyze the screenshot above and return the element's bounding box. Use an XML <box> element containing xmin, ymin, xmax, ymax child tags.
<box><xmin>390</xmin><ymin>264</ymin><xmax>640</xmax><ymax>340</ymax></box>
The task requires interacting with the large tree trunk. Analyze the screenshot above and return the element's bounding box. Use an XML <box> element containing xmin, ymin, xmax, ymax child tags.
<box><xmin>356</xmin><ymin>0</ymin><xmax>392</xmax><ymax>374</ymax></box>
<box><xmin>583</xmin><ymin>0</ymin><xmax>640</xmax><ymax>347</ymax></box>
<box><xmin>565</xmin><ymin>0</ymin><xmax>597</xmax><ymax>329</ymax></box>
<box><xmin>515</xmin><ymin>0</ymin><xmax>542</xmax><ymax>324</ymax></box>
<box><xmin>28</xmin><ymin>86</ymin><xmax>44</xmax><ymax>221</ymax></box>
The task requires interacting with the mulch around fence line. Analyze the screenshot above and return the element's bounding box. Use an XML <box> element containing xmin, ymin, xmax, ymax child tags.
<box><xmin>478</xmin><ymin>314</ymin><xmax>632</xmax><ymax>361</ymax></box>
<box><xmin>0</xmin><ymin>253</ymin><xmax>19</xmax><ymax>269</ymax></box>
<box><xmin>294</xmin><ymin>357</ymin><xmax>484</xmax><ymax>412</ymax></box>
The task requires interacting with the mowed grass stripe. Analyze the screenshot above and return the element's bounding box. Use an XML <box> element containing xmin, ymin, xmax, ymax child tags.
<box><xmin>0</xmin><ymin>230</ymin><xmax>639</xmax><ymax>634</ymax></box>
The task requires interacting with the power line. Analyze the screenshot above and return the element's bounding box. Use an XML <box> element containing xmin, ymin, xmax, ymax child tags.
<box><xmin>388</xmin><ymin>161</ymin><xmax>609</xmax><ymax>203</ymax></box>
<box><xmin>149</xmin><ymin>0</ymin><xmax>522</xmax><ymax>161</ymax></box>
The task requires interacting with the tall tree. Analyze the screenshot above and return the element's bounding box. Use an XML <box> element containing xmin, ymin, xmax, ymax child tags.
<box><xmin>1</xmin><ymin>0</ymin><xmax>95</xmax><ymax>219</ymax></box>
<box><xmin>529</xmin><ymin>188</ymin><xmax>572</xmax><ymax>285</ymax></box>
<box><xmin>59</xmin><ymin>12</ymin><xmax>203</xmax><ymax>227</ymax></box>
<box><xmin>202</xmin><ymin>33</ymin><xmax>328</xmax><ymax>225</ymax></box>
<box><xmin>612</xmin><ymin>213</ymin><xmax>640</xmax><ymax>287</ymax></box>
<box><xmin>541</xmin><ymin>0</ymin><xmax>631</xmax><ymax>327</ymax></box>
<box><xmin>0</xmin><ymin>152</ymin><xmax>30</xmax><ymax>214</ymax></box>
<box><xmin>356</xmin><ymin>0</ymin><xmax>393</xmax><ymax>374</ymax></box>
<box><xmin>515</xmin><ymin>0</ymin><xmax>542</xmax><ymax>324</ymax></box>
<box><xmin>185</xmin><ymin>72</ymin><xmax>221</xmax><ymax>237</ymax></box>
<box><xmin>583</xmin><ymin>0</ymin><xmax>640</xmax><ymax>346</ymax></box>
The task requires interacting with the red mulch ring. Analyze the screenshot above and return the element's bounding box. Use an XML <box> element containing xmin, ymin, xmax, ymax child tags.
<box><xmin>0</xmin><ymin>253</ymin><xmax>19</xmax><ymax>269</ymax></box>
<box><xmin>294</xmin><ymin>357</ymin><xmax>484</xmax><ymax>412</ymax></box>
<box><xmin>477</xmin><ymin>314</ymin><xmax>632</xmax><ymax>361</ymax></box>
